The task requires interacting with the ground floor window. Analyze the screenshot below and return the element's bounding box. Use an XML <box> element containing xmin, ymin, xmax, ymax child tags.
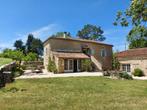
<box><xmin>122</xmin><ymin>64</ymin><xmax>131</xmax><ymax>72</ymax></box>
<box><xmin>64</xmin><ymin>59</ymin><xmax>82</xmax><ymax>72</ymax></box>
<box><xmin>64</xmin><ymin>59</ymin><xmax>73</xmax><ymax>72</ymax></box>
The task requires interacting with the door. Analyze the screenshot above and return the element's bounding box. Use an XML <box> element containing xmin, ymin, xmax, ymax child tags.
<box><xmin>64</xmin><ymin>59</ymin><xmax>73</xmax><ymax>72</ymax></box>
<box><xmin>74</xmin><ymin>59</ymin><xmax>78</xmax><ymax>72</ymax></box>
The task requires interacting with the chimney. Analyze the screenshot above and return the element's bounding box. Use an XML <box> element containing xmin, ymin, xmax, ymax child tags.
<box><xmin>63</xmin><ymin>32</ymin><xmax>66</xmax><ymax>38</ymax></box>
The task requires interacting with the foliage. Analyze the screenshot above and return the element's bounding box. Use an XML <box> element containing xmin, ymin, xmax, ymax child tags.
<box><xmin>133</xmin><ymin>68</ymin><xmax>144</xmax><ymax>76</ymax></box>
<box><xmin>31</xmin><ymin>38</ymin><xmax>43</xmax><ymax>56</ymax></box>
<box><xmin>127</xmin><ymin>26</ymin><xmax>147</xmax><ymax>49</ymax></box>
<box><xmin>2</xmin><ymin>49</ymin><xmax>13</xmax><ymax>58</ymax></box>
<box><xmin>51</xmin><ymin>32</ymin><xmax>71</xmax><ymax>38</ymax></box>
<box><xmin>14</xmin><ymin>40</ymin><xmax>25</xmax><ymax>52</ymax></box>
<box><xmin>81</xmin><ymin>59</ymin><xmax>93</xmax><ymax>72</ymax></box>
<box><xmin>114</xmin><ymin>0</ymin><xmax>147</xmax><ymax>49</ymax></box>
<box><xmin>26</xmin><ymin>34</ymin><xmax>34</xmax><ymax>53</ymax></box>
<box><xmin>25</xmin><ymin>34</ymin><xmax>43</xmax><ymax>56</ymax></box>
<box><xmin>77</xmin><ymin>24</ymin><xmax>105</xmax><ymax>41</ymax></box>
<box><xmin>119</xmin><ymin>72</ymin><xmax>133</xmax><ymax>80</ymax></box>
<box><xmin>12</xmin><ymin>66</ymin><xmax>24</xmax><ymax>77</ymax></box>
<box><xmin>23</xmin><ymin>52</ymin><xmax>38</xmax><ymax>61</ymax></box>
<box><xmin>112</xmin><ymin>53</ymin><xmax>120</xmax><ymax>70</ymax></box>
<box><xmin>47</xmin><ymin>58</ymin><xmax>57</xmax><ymax>73</ymax></box>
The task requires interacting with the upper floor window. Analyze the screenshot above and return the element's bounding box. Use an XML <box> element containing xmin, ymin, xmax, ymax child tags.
<box><xmin>45</xmin><ymin>48</ymin><xmax>48</xmax><ymax>55</ymax></box>
<box><xmin>100</xmin><ymin>49</ymin><xmax>107</xmax><ymax>57</ymax></box>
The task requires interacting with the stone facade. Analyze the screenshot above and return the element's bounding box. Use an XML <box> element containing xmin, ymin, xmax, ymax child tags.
<box><xmin>117</xmin><ymin>48</ymin><xmax>147</xmax><ymax>75</ymax></box>
<box><xmin>43</xmin><ymin>37</ymin><xmax>113</xmax><ymax>73</ymax></box>
<box><xmin>119</xmin><ymin>58</ymin><xmax>147</xmax><ymax>75</ymax></box>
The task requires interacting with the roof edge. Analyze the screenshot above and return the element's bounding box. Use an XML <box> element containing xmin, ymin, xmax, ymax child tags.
<box><xmin>43</xmin><ymin>37</ymin><xmax>113</xmax><ymax>46</ymax></box>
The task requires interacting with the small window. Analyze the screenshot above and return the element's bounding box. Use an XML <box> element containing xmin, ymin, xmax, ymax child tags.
<box><xmin>45</xmin><ymin>48</ymin><xmax>48</xmax><ymax>55</ymax></box>
<box><xmin>122</xmin><ymin>64</ymin><xmax>131</xmax><ymax>72</ymax></box>
<box><xmin>100</xmin><ymin>49</ymin><xmax>107</xmax><ymax>57</ymax></box>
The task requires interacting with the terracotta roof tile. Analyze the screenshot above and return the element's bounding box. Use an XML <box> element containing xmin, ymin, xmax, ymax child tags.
<box><xmin>53</xmin><ymin>52</ymin><xmax>90</xmax><ymax>59</ymax></box>
<box><xmin>116</xmin><ymin>48</ymin><xmax>147</xmax><ymax>58</ymax></box>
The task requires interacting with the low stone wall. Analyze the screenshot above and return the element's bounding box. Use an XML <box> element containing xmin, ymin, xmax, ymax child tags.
<box><xmin>0</xmin><ymin>62</ymin><xmax>15</xmax><ymax>88</ymax></box>
<box><xmin>22</xmin><ymin>61</ymin><xmax>44</xmax><ymax>70</ymax></box>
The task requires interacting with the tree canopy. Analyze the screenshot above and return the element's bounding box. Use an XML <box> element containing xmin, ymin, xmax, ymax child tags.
<box><xmin>51</xmin><ymin>32</ymin><xmax>71</xmax><ymax>38</ymax></box>
<box><xmin>77</xmin><ymin>24</ymin><xmax>105</xmax><ymax>41</ymax></box>
<box><xmin>114</xmin><ymin>0</ymin><xmax>147</xmax><ymax>49</ymax></box>
<box><xmin>14</xmin><ymin>40</ymin><xmax>25</xmax><ymax>52</ymax></box>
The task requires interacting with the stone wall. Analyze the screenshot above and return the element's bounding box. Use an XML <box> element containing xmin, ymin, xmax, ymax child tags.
<box><xmin>0</xmin><ymin>62</ymin><xmax>15</xmax><ymax>88</ymax></box>
<box><xmin>119</xmin><ymin>59</ymin><xmax>147</xmax><ymax>75</ymax></box>
<box><xmin>44</xmin><ymin>38</ymin><xmax>113</xmax><ymax>71</ymax></box>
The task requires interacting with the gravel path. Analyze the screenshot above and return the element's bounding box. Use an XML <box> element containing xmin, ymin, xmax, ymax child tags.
<box><xmin>16</xmin><ymin>70</ymin><xmax>103</xmax><ymax>79</ymax></box>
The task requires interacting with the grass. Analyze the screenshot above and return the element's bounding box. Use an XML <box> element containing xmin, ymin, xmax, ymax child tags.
<box><xmin>1</xmin><ymin>77</ymin><xmax>147</xmax><ymax>110</ymax></box>
<box><xmin>0</xmin><ymin>58</ymin><xmax>12</xmax><ymax>67</ymax></box>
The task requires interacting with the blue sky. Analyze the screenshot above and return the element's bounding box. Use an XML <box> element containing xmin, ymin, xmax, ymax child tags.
<box><xmin>0</xmin><ymin>0</ymin><xmax>131</xmax><ymax>51</ymax></box>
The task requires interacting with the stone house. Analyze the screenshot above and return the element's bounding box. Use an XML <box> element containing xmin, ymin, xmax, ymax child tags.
<box><xmin>43</xmin><ymin>37</ymin><xmax>113</xmax><ymax>73</ymax></box>
<box><xmin>116</xmin><ymin>48</ymin><xmax>147</xmax><ymax>75</ymax></box>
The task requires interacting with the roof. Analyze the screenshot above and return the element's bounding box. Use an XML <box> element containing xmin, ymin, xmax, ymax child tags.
<box><xmin>116</xmin><ymin>48</ymin><xmax>147</xmax><ymax>58</ymax></box>
<box><xmin>44</xmin><ymin>37</ymin><xmax>113</xmax><ymax>46</ymax></box>
<box><xmin>53</xmin><ymin>52</ymin><xmax>90</xmax><ymax>59</ymax></box>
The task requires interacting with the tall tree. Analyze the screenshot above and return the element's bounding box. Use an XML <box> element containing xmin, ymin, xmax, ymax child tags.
<box><xmin>77</xmin><ymin>24</ymin><xmax>105</xmax><ymax>41</ymax></box>
<box><xmin>26</xmin><ymin>34</ymin><xmax>43</xmax><ymax>56</ymax></box>
<box><xmin>14</xmin><ymin>40</ymin><xmax>25</xmax><ymax>51</ymax></box>
<box><xmin>31</xmin><ymin>38</ymin><xmax>43</xmax><ymax>56</ymax></box>
<box><xmin>114</xmin><ymin>0</ymin><xmax>147</xmax><ymax>49</ymax></box>
<box><xmin>26</xmin><ymin>34</ymin><xmax>34</xmax><ymax>53</ymax></box>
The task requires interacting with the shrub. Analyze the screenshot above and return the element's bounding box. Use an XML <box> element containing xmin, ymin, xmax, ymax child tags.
<box><xmin>47</xmin><ymin>58</ymin><xmax>57</xmax><ymax>73</ymax></box>
<box><xmin>23</xmin><ymin>52</ymin><xmax>38</xmax><ymax>61</ymax></box>
<box><xmin>81</xmin><ymin>59</ymin><xmax>93</xmax><ymax>72</ymax></box>
<box><xmin>133</xmin><ymin>68</ymin><xmax>144</xmax><ymax>77</ymax></box>
<box><xmin>119</xmin><ymin>72</ymin><xmax>133</xmax><ymax>80</ymax></box>
<box><xmin>12</xmin><ymin>66</ymin><xmax>24</xmax><ymax>77</ymax></box>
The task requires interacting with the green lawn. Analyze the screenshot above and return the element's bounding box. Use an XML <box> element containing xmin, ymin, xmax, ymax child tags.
<box><xmin>0</xmin><ymin>77</ymin><xmax>147</xmax><ymax>110</ymax></box>
<box><xmin>0</xmin><ymin>58</ymin><xmax>12</xmax><ymax>67</ymax></box>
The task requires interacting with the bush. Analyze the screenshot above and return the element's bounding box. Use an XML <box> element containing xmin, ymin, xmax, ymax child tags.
<box><xmin>133</xmin><ymin>68</ymin><xmax>144</xmax><ymax>77</ymax></box>
<box><xmin>81</xmin><ymin>59</ymin><xmax>93</xmax><ymax>72</ymax></box>
<box><xmin>47</xmin><ymin>58</ymin><xmax>57</xmax><ymax>73</ymax></box>
<box><xmin>12</xmin><ymin>66</ymin><xmax>24</xmax><ymax>77</ymax></box>
<box><xmin>23</xmin><ymin>52</ymin><xmax>38</xmax><ymax>61</ymax></box>
<box><xmin>119</xmin><ymin>72</ymin><xmax>133</xmax><ymax>80</ymax></box>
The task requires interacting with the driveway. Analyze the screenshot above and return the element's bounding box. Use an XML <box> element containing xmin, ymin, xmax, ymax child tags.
<box><xmin>16</xmin><ymin>70</ymin><xmax>103</xmax><ymax>79</ymax></box>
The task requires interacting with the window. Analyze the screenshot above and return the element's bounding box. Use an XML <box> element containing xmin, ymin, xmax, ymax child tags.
<box><xmin>77</xmin><ymin>60</ymin><xmax>81</xmax><ymax>71</ymax></box>
<box><xmin>64</xmin><ymin>59</ymin><xmax>73</xmax><ymax>72</ymax></box>
<box><xmin>122</xmin><ymin>64</ymin><xmax>131</xmax><ymax>72</ymax></box>
<box><xmin>100</xmin><ymin>49</ymin><xmax>107</xmax><ymax>57</ymax></box>
<box><xmin>64</xmin><ymin>59</ymin><xmax>68</xmax><ymax>70</ymax></box>
<box><xmin>45</xmin><ymin>48</ymin><xmax>48</xmax><ymax>55</ymax></box>
<box><xmin>69</xmin><ymin>60</ymin><xmax>73</xmax><ymax>70</ymax></box>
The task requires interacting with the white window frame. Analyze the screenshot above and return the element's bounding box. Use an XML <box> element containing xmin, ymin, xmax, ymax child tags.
<box><xmin>122</xmin><ymin>64</ymin><xmax>131</xmax><ymax>72</ymax></box>
<box><xmin>77</xmin><ymin>59</ymin><xmax>81</xmax><ymax>72</ymax></box>
<box><xmin>100</xmin><ymin>49</ymin><xmax>107</xmax><ymax>57</ymax></box>
<box><xmin>64</xmin><ymin>59</ymin><xmax>73</xmax><ymax>72</ymax></box>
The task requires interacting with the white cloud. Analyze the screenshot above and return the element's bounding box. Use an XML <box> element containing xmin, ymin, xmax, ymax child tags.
<box><xmin>16</xmin><ymin>23</ymin><xmax>62</xmax><ymax>42</ymax></box>
<box><xmin>0</xmin><ymin>23</ymin><xmax>61</xmax><ymax>51</ymax></box>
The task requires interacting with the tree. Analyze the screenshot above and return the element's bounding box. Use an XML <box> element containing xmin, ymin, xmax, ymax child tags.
<box><xmin>51</xmin><ymin>32</ymin><xmax>71</xmax><ymax>38</ymax></box>
<box><xmin>112</xmin><ymin>53</ymin><xmax>120</xmax><ymax>70</ymax></box>
<box><xmin>26</xmin><ymin>34</ymin><xmax>43</xmax><ymax>56</ymax></box>
<box><xmin>31</xmin><ymin>38</ymin><xmax>43</xmax><ymax>56</ymax></box>
<box><xmin>26</xmin><ymin>34</ymin><xmax>34</xmax><ymax>53</ymax></box>
<box><xmin>114</xmin><ymin>0</ymin><xmax>147</xmax><ymax>49</ymax></box>
<box><xmin>77</xmin><ymin>24</ymin><xmax>105</xmax><ymax>41</ymax></box>
<box><xmin>23</xmin><ymin>52</ymin><xmax>38</xmax><ymax>61</ymax></box>
<box><xmin>14</xmin><ymin>40</ymin><xmax>25</xmax><ymax>53</ymax></box>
